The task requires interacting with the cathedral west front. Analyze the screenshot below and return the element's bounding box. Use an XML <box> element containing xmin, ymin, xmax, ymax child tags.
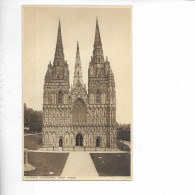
<box><xmin>42</xmin><ymin>19</ymin><xmax>117</xmax><ymax>150</ymax></box>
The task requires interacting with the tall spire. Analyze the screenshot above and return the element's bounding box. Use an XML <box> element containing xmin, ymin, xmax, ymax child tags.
<box><xmin>95</xmin><ymin>18</ymin><xmax>101</xmax><ymax>44</ymax></box>
<box><xmin>73</xmin><ymin>42</ymin><xmax>83</xmax><ymax>87</ymax></box>
<box><xmin>92</xmin><ymin>18</ymin><xmax>104</xmax><ymax>64</ymax></box>
<box><xmin>53</xmin><ymin>19</ymin><xmax>66</xmax><ymax>66</ymax></box>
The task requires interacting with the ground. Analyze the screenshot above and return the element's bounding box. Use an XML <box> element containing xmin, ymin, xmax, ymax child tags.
<box><xmin>90</xmin><ymin>153</ymin><xmax>130</xmax><ymax>176</ymax></box>
<box><xmin>24</xmin><ymin>133</ymin><xmax>131</xmax><ymax>177</ymax></box>
<box><xmin>24</xmin><ymin>152</ymin><xmax>69</xmax><ymax>176</ymax></box>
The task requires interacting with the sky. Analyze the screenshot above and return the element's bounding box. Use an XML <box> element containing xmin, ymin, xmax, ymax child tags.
<box><xmin>23</xmin><ymin>6</ymin><xmax>132</xmax><ymax>124</ymax></box>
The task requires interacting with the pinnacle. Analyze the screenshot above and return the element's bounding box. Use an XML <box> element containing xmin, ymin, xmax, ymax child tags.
<box><xmin>95</xmin><ymin>19</ymin><xmax>100</xmax><ymax>42</ymax></box>
<box><xmin>96</xmin><ymin>17</ymin><xmax>98</xmax><ymax>25</ymax></box>
<box><xmin>76</xmin><ymin>41</ymin><xmax>80</xmax><ymax>58</ymax></box>
<box><xmin>57</xmin><ymin>20</ymin><xmax>62</xmax><ymax>42</ymax></box>
<box><xmin>77</xmin><ymin>41</ymin><xmax>79</xmax><ymax>51</ymax></box>
<box><xmin>59</xmin><ymin>19</ymin><xmax>61</xmax><ymax>29</ymax></box>
<box><xmin>53</xmin><ymin>20</ymin><xmax>65</xmax><ymax>66</ymax></box>
<box><xmin>92</xmin><ymin>18</ymin><xmax>104</xmax><ymax>64</ymax></box>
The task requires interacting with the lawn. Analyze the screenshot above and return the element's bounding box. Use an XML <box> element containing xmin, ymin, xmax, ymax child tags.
<box><xmin>24</xmin><ymin>152</ymin><xmax>69</xmax><ymax>176</ymax></box>
<box><xmin>90</xmin><ymin>153</ymin><xmax>130</xmax><ymax>176</ymax></box>
<box><xmin>24</xmin><ymin>133</ymin><xmax>42</xmax><ymax>150</ymax></box>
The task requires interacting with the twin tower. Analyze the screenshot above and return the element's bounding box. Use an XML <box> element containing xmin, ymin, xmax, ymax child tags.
<box><xmin>42</xmin><ymin>19</ymin><xmax>117</xmax><ymax>150</ymax></box>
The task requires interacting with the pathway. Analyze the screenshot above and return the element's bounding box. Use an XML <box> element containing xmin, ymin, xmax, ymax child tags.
<box><xmin>60</xmin><ymin>151</ymin><xmax>99</xmax><ymax>177</ymax></box>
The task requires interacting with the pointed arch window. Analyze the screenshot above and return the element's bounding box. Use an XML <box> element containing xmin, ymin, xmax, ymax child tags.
<box><xmin>58</xmin><ymin>91</ymin><xmax>63</xmax><ymax>104</ymax></box>
<box><xmin>96</xmin><ymin>89</ymin><xmax>101</xmax><ymax>104</ymax></box>
<box><xmin>72</xmin><ymin>99</ymin><xmax>86</xmax><ymax>124</ymax></box>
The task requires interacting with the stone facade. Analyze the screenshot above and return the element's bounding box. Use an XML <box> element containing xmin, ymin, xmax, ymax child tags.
<box><xmin>42</xmin><ymin>19</ymin><xmax>117</xmax><ymax>149</ymax></box>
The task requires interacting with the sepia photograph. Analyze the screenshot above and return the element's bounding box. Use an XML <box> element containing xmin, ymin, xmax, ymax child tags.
<box><xmin>2</xmin><ymin>0</ymin><xmax>195</xmax><ymax>194</ymax></box>
<box><xmin>22</xmin><ymin>5</ymin><xmax>132</xmax><ymax>180</ymax></box>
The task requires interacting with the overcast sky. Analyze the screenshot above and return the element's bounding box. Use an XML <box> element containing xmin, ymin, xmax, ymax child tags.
<box><xmin>23</xmin><ymin>6</ymin><xmax>132</xmax><ymax>124</ymax></box>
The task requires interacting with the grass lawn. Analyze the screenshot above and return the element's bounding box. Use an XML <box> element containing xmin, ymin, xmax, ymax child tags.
<box><xmin>24</xmin><ymin>133</ymin><xmax>42</xmax><ymax>150</ymax></box>
<box><xmin>24</xmin><ymin>152</ymin><xmax>69</xmax><ymax>176</ymax></box>
<box><xmin>90</xmin><ymin>153</ymin><xmax>130</xmax><ymax>176</ymax></box>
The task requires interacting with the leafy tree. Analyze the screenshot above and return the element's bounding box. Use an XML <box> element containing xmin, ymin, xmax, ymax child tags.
<box><xmin>24</xmin><ymin>103</ymin><xmax>42</xmax><ymax>132</ymax></box>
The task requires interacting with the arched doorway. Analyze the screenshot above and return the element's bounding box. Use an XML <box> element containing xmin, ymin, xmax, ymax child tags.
<box><xmin>96</xmin><ymin>137</ymin><xmax>100</xmax><ymax>147</ymax></box>
<box><xmin>76</xmin><ymin>134</ymin><xmax>83</xmax><ymax>146</ymax></box>
<box><xmin>59</xmin><ymin>139</ymin><xmax>63</xmax><ymax>147</ymax></box>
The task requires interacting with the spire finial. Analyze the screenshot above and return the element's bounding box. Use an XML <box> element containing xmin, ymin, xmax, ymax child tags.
<box><xmin>91</xmin><ymin>17</ymin><xmax>104</xmax><ymax>65</ymax></box>
<box><xmin>53</xmin><ymin>20</ymin><xmax>66</xmax><ymax>67</ymax></box>
<box><xmin>59</xmin><ymin>18</ymin><xmax>61</xmax><ymax>29</ymax></box>
<box><xmin>77</xmin><ymin>41</ymin><xmax>79</xmax><ymax>50</ymax></box>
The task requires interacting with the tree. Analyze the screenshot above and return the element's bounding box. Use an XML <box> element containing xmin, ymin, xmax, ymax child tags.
<box><xmin>24</xmin><ymin>103</ymin><xmax>42</xmax><ymax>132</ymax></box>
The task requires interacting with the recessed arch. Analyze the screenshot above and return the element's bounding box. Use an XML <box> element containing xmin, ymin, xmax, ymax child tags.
<box><xmin>76</xmin><ymin>133</ymin><xmax>83</xmax><ymax>146</ymax></box>
<box><xmin>72</xmin><ymin>98</ymin><xmax>86</xmax><ymax>124</ymax></box>
<box><xmin>58</xmin><ymin>91</ymin><xmax>63</xmax><ymax>104</ymax></box>
<box><xmin>59</xmin><ymin>138</ymin><xmax>63</xmax><ymax>147</ymax></box>
<box><xmin>96</xmin><ymin>89</ymin><xmax>101</xmax><ymax>104</ymax></box>
<box><xmin>95</xmin><ymin>136</ymin><xmax>101</xmax><ymax>147</ymax></box>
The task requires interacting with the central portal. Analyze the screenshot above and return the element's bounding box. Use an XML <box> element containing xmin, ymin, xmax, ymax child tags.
<box><xmin>59</xmin><ymin>138</ymin><xmax>63</xmax><ymax>147</ymax></box>
<box><xmin>76</xmin><ymin>133</ymin><xmax>83</xmax><ymax>146</ymax></box>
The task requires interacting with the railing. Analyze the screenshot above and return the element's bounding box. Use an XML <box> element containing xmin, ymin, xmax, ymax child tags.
<box><xmin>40</xmin><ymin>145</ymin><xmax>120</xmax><ymax>151</ymax></box>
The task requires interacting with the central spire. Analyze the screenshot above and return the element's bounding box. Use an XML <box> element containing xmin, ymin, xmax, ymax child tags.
<box><xmin>53</xmin><ymin>20</ymin><xmax>66</xmax><ymax>67</ymax></box>
<box><xmin>92</xmin><ymin>18</ymin><xmax>104</xmax><ymax>64</ymax></box>
<box><xmin>73</xmin><ymin>42</ymin><xmax>83</xmax><ymax>88</ymax></box>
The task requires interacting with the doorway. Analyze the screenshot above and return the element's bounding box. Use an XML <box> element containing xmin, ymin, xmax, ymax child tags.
<box><xmin>96</xmin><ymin>137</ymin><xmax>100</xmax><ymax>147</ymax></box>
<box><xmin>76</xmin><ymin>134</ymin><xmax>83</xmax><ymax>146</ymax></box>
<box><xmin>59</xmin><ymin>138</ymin><xmax>63</xmax><ymax>147</ymax></box>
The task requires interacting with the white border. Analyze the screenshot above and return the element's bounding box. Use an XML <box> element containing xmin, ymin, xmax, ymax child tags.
<box><xmin>1</xmin><ymin>0</ymin><xmax>195</xmax><ymax>195</ymax></box>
